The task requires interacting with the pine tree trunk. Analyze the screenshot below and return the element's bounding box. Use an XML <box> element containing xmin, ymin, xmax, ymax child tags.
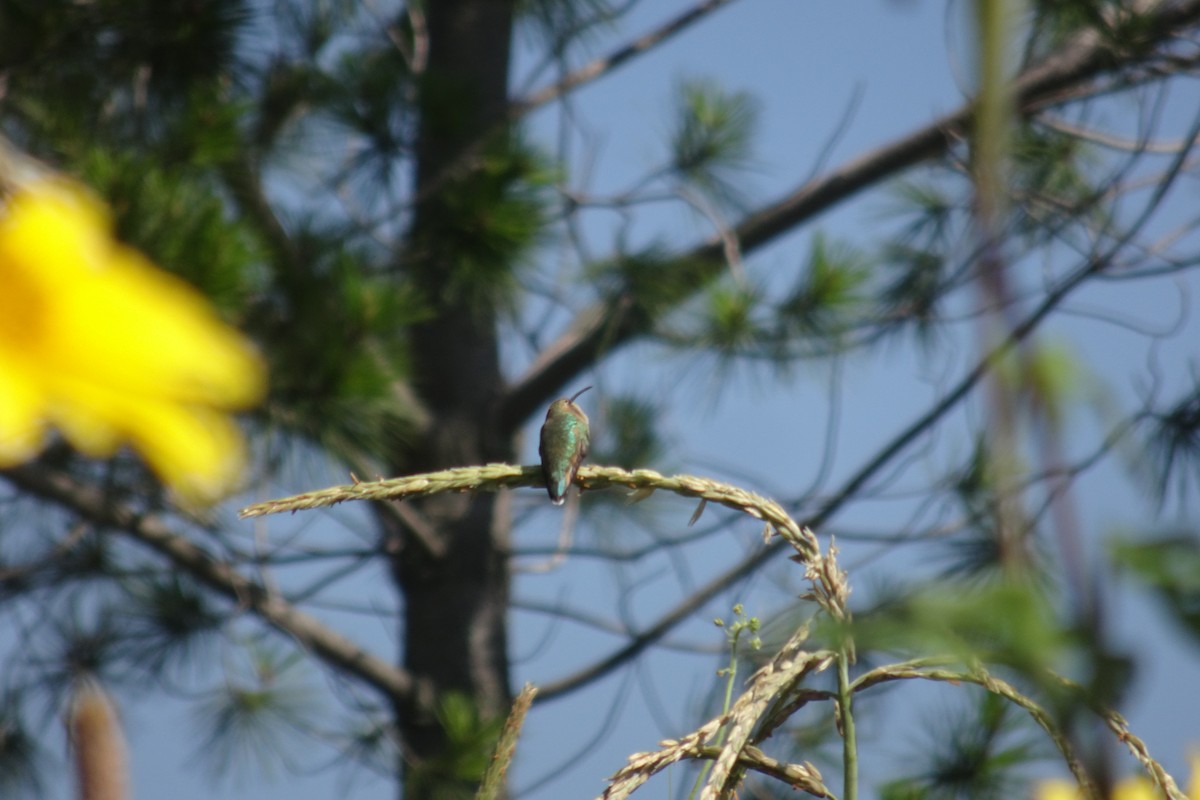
<box><xmin>388</xmin><ymin>2</ymin><xmax>517</xmax><ymax>798</ymax></box>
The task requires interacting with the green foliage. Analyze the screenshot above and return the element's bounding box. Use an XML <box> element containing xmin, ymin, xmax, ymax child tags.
<box><xmin>1111</xmin><ymin>533</ymin><xmax>1200</xmax><ymax>648</ymax></box>
<box><xmin>254</xmin><ymin>58</ymin><xmax>335</xmax><ymax>151</ymax></box>
<box><xmin>588</xmin><ymin>396</ymin><xmax>663</xmax><ymax>468</ymax></box>
<box><xmin>0</xmin><ymin>2</ymin><xmax>1195</xmax><ymax>798</ymax></box>
<box><xmin>935</xmin><ymin>440</ymin><xmax>1046</xmax><ymax>585</ymax></box>
<box><xmin>590</xmin><ymin>245</ymin><xmax>715</xmax><ymax>323</ymax></box>
<box><xmin>1026</xmin><ymin>0</ymin><xmax>1131</xmax><ymax>58</ymax></box>
<box><xmin>850</xmin><ymin>579</ymin><xmax>1068</xmax><ymax>674</ymax></box>
<box><xmin>912</xmin><ymin>582</ymin><xmax>1066</xmax><ymax>672</ymax></box>
<box><xmin>404</xmin><ymin>693</ymin><xmax>503</xmax><ymax>800</ymax></box>
<box><xmin>250</xmin><ymin>1</ymin><xmax>365</xmax><ymax>149</ymax></box>
<box><xmin>1009</xmin><ymin>126</ymin><xmax>1099</xmax><ymax>236</ymax></box>
<box><xmin>701</xmin><ymin>282</ymin><xmax>766</xmax><ymax>357</ymax></box>
<box><xmin>194</xmin><ymin>642</ymin><xmax>319</xmax><ymax>782</ymax></box>
<box><xmin>264</xmin><ymin>260</ymin><xmax>427</xmax><ymax>460</ymax></box>
<box><xmin>275</xmin><ymin>0</ymin><xmax>360</xmax><ymax>59</ymax></box>
<box><xmin>45</xmin><ymin>529</ymin><xmax>119</xmax><ymax>587</ymax></box>
<box><xmin>880</xmin><ymin>690</ymin><xmax>1041</xmax><ymax>800</ymax></box>
<box><xmin>887</xmin><ymin>180</ymin><xmax>959</xmax><ymax>246</ymax></box>
<box><xmin>0</xmin><ymin>0</ymin><xmax>435</xmax><ymax>476</ymax></box>
<box><xmin>997</xmin><ymin>341</ymin><xmax>1087</xmax><ymax>428</ymax></box>
<box><xmin>878</xmin><ymin>180</ymin><xmax>960</xmax><ymax>339</ymax></box>
<box><xmin>875</xmin><ymin>123</ymin><xmax>1098</xmax><ymax>341</ymax></box>
<box><xmin>849</xmin><ymin>575</ymin><xmax>1136</xmax><ymax>738</ymax></box>
<box><xmin>778</xmin><ymin>233</ymin><xmax>871</xmax><ymax>340</ymax></box>
<box><xmin>1143</xmin><ymin>384</ymin><xmax>1200</xmax><ymax>510</ymax></box>
<box><xmin>878</xmin><ymin>242</ymin><xmax>949</xmax><ymax>339</ymax></box>
<box><xmin>34</xmin><ymin>606</ymin><xmax>127</xmax><ymax>696</ymax></box>
<box><xmin>518</xmin><ymin>0</ymin><xmax>617</xmax><ymax>47</ymax></box>
<box><xmin>670</xmin><ymin>79</ymin><xmax>759</xmax><ymax>210</ymax></box>
<box><xmin>165</xmin><ymin>85</ymin><xmax>253</xmax><ymax>168</ymax></box>
<box><xmin>0</xmin><ymin>0</ymin><xmax>250</xmax><ymax>133</ymax></box>
<box><xmin>249</xmin><ymin>215</ymin><xmax>426</xmax><ymax>458</ymax></box>
<box><xmin>649</xmin><ymin>233</ymin><xmax>871</xmax><ymax>365</ymax></box>
<box><xmin>408</xmin><ymin>136</ymin><xmax>556</xmax><ymax>313</ymax></box>
<box><xmin>83</xmin><ymin>0</ymin><xmax>251</xmax><ymax>90</ymax></box>
<box><xmin>121</xmin><ymin>575</ymin><xmax>224</xmax><ymax>679</ymax></box>
<box><xmin>337</xmin><ymin>715</ymin><xmax>397</xmax><ymax>777</ymax></box>
<box><xmin>79</xmin><ymin>148</ymin><xmax>264</xmax><ymax>312</ymax></box>
<box><xmin>328</xmin><ymin>43</ymin><xmax>414</xmax><ymax>166</ymax></box>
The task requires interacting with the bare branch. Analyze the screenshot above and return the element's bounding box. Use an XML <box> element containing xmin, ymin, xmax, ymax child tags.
<box><xmin>408</xmin><ymin>0</ymin><xmax>743</xmax><ymax>208</ymax></box>
<box><xmin>1038</xmin><ymin>114</ymin><xmax>1200</xmax><ymax>153</ymax></box>
<box><xmin>514</xmin><ymin>0</ymin><xmax>743</xmax><ymax>115</ymax></box>
<box><xmin>2</xmin><ymin>464</ymin><xmax>420</xmax><ymax>709</ymax></box>
<box><xmin>539</xmin><ymin>237</ymin><xmax>1120</xmax><ymax>700</ymax></box>
<box><xmin>499</xmin><ymin>0</ymin><xmax>1200</xmax><ymax>431</ymax></box>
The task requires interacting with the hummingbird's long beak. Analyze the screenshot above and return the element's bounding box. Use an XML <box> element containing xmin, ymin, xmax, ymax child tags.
<box><xmin>569</xmin><ymin>385</ymin><xmax>593</xmax><ymax>403</ymax></box>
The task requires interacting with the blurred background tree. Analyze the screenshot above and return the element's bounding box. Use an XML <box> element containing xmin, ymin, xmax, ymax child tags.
<box><xmin>1</xmin><ymin>1</ymin><xmax>1199</xmax><ymax>799</ymax></box>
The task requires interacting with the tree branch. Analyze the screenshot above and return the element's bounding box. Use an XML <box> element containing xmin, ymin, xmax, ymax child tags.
<box><xmin>499</xmin><ymin>0</ymin><xmax>1200</xmax><ymax>431</ymax></box>
<box><xmin>2</xmin><ymin>464</ymin><xmax>420</xmax><ymax>709</ymax></box>
<box><xmin>535</xmin><ymin>88</ymin><xmax>1200</xmax><ymax>700</ymax></box>
<box><xmin>219</xmin><ymin>156</ymin><xmax>298</xmax><ymax>275</ymax></box>
<box><xmin>535</xmin><ymin>246</ymin><xmax>1117</xmax><ymax>702</ymax></box>
<box><xmin>513</xmin><ymin>0</ymin><xmax>742</xmax><ymax>115</ymax></box>
<box><xmin>408</xmin><ymin>0</ymin><xmax>743</xmax><ymax>208</ymax></box>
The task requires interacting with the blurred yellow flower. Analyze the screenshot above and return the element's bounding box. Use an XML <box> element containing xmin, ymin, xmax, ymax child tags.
<box><xmin>1034</xmin><ymin>753</ymin><xmax>1200</xmax><ymax>800</ymax></box>
<box><xmin>1035</xmin><ymin>779</ymin><xmax>1082</xmax><ymax>800</ymax></box>
<box><xmin>0</xmin><ymin>178</ymin><xmax>265</xmax><ymax>502</ymax></box>
<box><xmin>1111</xmin><ymin>776</ymin><xmax>1166</xmax><ymax>800</ymax></box>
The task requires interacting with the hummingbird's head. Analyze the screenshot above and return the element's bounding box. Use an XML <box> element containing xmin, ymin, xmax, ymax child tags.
<box><xmin>546</xmin><ymin>385</ymin><xmax>592</xmax><ymax>418</ymax></box>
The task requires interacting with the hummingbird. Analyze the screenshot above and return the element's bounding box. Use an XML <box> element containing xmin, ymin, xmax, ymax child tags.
<box><xmin>538</xmin><ymin>386</ymin><xmax>592</xmax><ymax>506</ymax></box>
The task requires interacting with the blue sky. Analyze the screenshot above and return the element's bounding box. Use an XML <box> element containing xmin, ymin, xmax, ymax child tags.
<box><xmin>28</xmin><ymin>1</ymin><xmax>1200</xmax><ymax>798</ymax></box>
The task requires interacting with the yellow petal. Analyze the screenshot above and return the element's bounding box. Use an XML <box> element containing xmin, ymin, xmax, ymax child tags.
<box><xmin>1113</xmin><ymin>776</ymin><xmax>1158</xmax><ymax>800</ymax></box>
<box><xmin>53</xmin><ymin>243</ymin><xmax>265</xmax><ymax>407</ymax></box>
<box><xmin>0</xmin><ymin>177</ymin><xmax>266</xmax><ymax>502</ymax></box>
<box><xmin>42</xmin><ymin>372</ymin><xmax>139</xmax><ymax>458</ymax></box>
<box><xmin>1033</xmin><ymin>779</ymin><xmax>1081</xmax><ymax>800</ymax></box>
<box><xmin>0</xmin><ymin>182</ymin><xmax>264</xmax><ymax>408</ymax></box>
<box><xmin>127</xmin><ymin>403</ymin><xmax>248</xmax><ymax>504</ymax></box>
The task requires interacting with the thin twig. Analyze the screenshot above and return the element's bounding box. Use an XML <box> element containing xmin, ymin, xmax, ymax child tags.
<box><xmin>3</xmin><ymin>463</ymin><xmax>420</xmax><ymax>709</ymax></box>
<box><xmin>514</xmin><ymin>0</ymin><xmax>742</xmax><ymax>115</ymax></box>
<box><xmin>409</xmin><ymin>0</ymin><xmax>743</xmax><ymax>208</ymax></box>
<box><xmin>499</xmin><ymin>0</ymin><xmax>1200</xmax><ymax>431</ymax></box>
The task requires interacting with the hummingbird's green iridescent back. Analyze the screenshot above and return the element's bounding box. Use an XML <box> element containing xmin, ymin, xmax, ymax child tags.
<box><xmin>538</xmin><ymin>387</ymin><xmax>591</xmax><ymax>505</ymax></box>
